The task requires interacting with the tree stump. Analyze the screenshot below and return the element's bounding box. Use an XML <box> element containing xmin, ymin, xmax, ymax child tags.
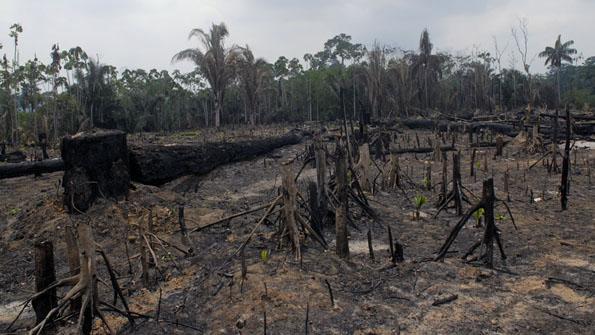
<box><xmin>495</xmin><ymin>135</ymin><xmax>504</xmax><ymax>157</ymax></box>
<box><xmin>356</xmin><ymin>143</ymin><xmax>372</xmax><ymax>192</ymax></box>
<box><xmin>33</xmin><ymin>240</ymin><xmax>57</xmax><ymax>324</ymax></box>
<box><xmin>281</xmin><ymin>162</ymin><xmax>301</xmax><ymax>260</ymax></box>
<box><xmin>61</xmin><ymin>130</ymin><xmax>129</xmax><ymax>212</ymax></box>
<box><xmin>470</xmin><ymin>148</ymin><xmax>476</xmax><ymax>177</ymax></box>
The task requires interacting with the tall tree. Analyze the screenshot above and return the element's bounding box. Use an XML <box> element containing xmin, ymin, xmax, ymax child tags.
<box><xmin>511</xmin><ymin>18</ymin><xmax>534</xmax><ymax>123</ymax></box>
<box><xmin>9</xmin><ymin>23</ymin><xmax>23</xmax><ymax>144</ymax></box>
<box><xmin>273</xmin><ymin>56</ymin><xmax>289</xmax><ymax>110</ymax></box>
<box><xmin>237</xmin><ymin>46</ymin><xmax>269</xmax><ymax>125</ymax></box>
<box><xmin>49</xmin><ymin>44</ymin><xmax>62</xmax><ymax>141</ymax></box>
<box><xmin>172</xmin><ymin>22</ymin><xmax>240</xmax><ymax>127</ymax></box>
<box><xmin>365</xmin><ymin>43</ymin><xmax>387</xmax><ymax>121</ymax></box>
<box><xmin>73</xmin><ymin>59</ymin><xmax>117</xmax><ymax>129</ymax></box>
<box><xmin>1</xmin><ymin>54</ymin><xmax>13</xmax><ymax>143</ymax></box>
<box><xmin>539</xmin><ymin>35</ymin><xmax>577</xmax><ymax>107</ymax></box>
<box><xmin>412</xmin><ymin>29</ymin><xmax>444</xmax><ymax>110</ymax></box>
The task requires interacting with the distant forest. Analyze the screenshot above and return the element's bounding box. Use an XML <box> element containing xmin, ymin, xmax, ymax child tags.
<box><xmin>0</xmin><ymin>20</ymin><xmax>592</xmax><ymax>145</ymax></box>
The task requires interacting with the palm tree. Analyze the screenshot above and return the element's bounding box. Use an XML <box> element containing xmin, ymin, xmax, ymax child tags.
<box><xmin>539</xmin><ymin>35</ymin><xmax>577</xmax><ymax>107</ymax></box>
<box><xmin>172</xmin><ymin>22</ymin><xmax>240</xmax><ymax>127</ymax></box>
<box><xmin>9</xmin><ymin>23</ymin><xmax>23</xmax><ymax>144</ymax></box>
<box><xmin>73</xmin><ymin>59</ymin><xmax>116</xmax><ymax>128</ymax></box>
<box><xmin>237</xmin><ymin>46</ymin><xmax>269</xmax><ymax>125</ymax></box>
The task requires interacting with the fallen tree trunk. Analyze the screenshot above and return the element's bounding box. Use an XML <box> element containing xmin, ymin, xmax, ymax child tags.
<box><xmin>0</xmin><ymin>158</ymin><xmax>65</xmax><ymax>179</ymax></box>
<box><xmin>390</xmin><ymin>145</ymin><xmax>455</xmax><ymax>154</ymax></box>
<box><xmin>471</xmin><ymin>140</ymin><xmax>511</xmax><ymax>148</ymax></box>
<box><xmin>129</xmin><ymin>130</ymin><xmax>305</xmax><ymax>185</ymax></box>
<box><xmin>0</xmin><ymin>130</ymin><xmax>306</xmax><ymax>184</ymax></box>
<box><xmin>399</xmin><ymin>118</ymin><xmax>517</xmax><ymax>136</ymax></box>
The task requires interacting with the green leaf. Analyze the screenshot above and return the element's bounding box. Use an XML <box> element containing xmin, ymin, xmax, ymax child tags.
<box><xmin>414</xmin><ymin>194</ymin><xmax>427</xmax><ymax>209</ymax></box>
<box><xmin>472</xmin><ymin>208</ymin><xmax>485</xmax><ymax>220</ymax></box>
<box><xmin>260</xmin><ymin>249</ymin><xmax>270</xmax><ymax>263</ymax></box>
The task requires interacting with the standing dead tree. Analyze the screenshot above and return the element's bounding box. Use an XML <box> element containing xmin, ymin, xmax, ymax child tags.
<box><xmin>281</xmin><ymin>162</ymin><xmax>303</xmax><ymax>260</ymax></box>
<box><xmin>314</xmin><ymin>136</ymin><xmax>328</xmax><ymax>228</ymax></box>
<box><xmin>335</xmin><ymin>144</ymin><xmax>350</xmax><ymax>259</ymax></box>
<box><xmin>435</xmin><ymin>178</ymin><xmax>516</xmax><ymax>268</ymax></box>
<box><xmin>561</xmin><ymin>106</ymin><xmax>572</xmax><ymax>210</ymax></box>
<box><xmin>511</xmin><ymin>18</ymin><xmax>535</xmax><ymax>129</ymax></box>
<box><xmin>434</xmin><ymin>152</ymin><xmax>472</xmax><ymax>217</ymax></box>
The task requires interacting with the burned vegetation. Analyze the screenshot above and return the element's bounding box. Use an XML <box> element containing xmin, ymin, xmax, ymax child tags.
<box><xmin>1</xmin><ymin>107</ymin><xmax>594</xmax><ymax>334</ymax></box>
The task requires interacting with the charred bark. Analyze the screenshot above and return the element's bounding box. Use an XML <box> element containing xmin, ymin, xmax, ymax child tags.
<box><xmin>0</xmin><ymin>158</ymin><xmax>64</xmax><ymax>179</ymax></box>
<box><xmin>561</xmin><ymin>107</ymin><xmax>571</xmax><ymax>210</ymax></box>
<box><xmin>61</xmin><ymin>130</ymin><xmax>130</xmax><ymax>212</ymax></box>
<box><xmin>129</xmin><ymin>130</ymin><xmax>304</xmax><ymax>185</ymax></box>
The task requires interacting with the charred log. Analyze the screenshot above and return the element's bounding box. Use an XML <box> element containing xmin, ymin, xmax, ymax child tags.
<box><xmin>389</xmin><ymin>145</ymin><xmax>455</xmax><ymax>155</ymax></box>
<box><xmin>129</xmin><ymin>130</ymin><xmax>304</xmax><ymax>185</ymax></box>
<box><xmin>0</xmin><ymin>158</ymin><xmax>64</xmax><ymax>179</ymax></box>
<box><xmin>399</xmin><ymin>119</ymin><xmax>517</xmax><ymax>136</ymax></box>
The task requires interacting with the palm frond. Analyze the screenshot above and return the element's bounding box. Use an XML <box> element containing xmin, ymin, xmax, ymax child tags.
<box><xmin>171</xmin><ymin>48</ymin><xmax>203</xmax><ymax>66</ymax></box>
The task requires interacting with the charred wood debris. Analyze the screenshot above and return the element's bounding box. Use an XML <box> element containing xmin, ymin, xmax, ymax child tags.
<box><xmin>6</xmin><ymin>106</ymin><xmax>592</xmax><ymax>334</ymax></box>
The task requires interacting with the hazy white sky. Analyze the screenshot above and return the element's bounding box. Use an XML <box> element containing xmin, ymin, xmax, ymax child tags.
<box><xmin>1</xmin><ymin>0</ymin><xmax>593</xmax><ymax>73</ymax></box>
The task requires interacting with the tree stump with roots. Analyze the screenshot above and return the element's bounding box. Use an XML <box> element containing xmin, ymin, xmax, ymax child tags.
<box><xmin>435</xmin><ymin>178</ymin><xmax>516</xmax><ymax>268</ymax></box>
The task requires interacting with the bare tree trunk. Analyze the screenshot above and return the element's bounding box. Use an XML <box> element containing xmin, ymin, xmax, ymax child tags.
<box><xmin>335</xmin><ymin>144</ymin><xmax>349</xmax><ymax>259</ymax></box>
<box><xmin>315</xmin><ymin>138</ymin><xmax>327</xmax><ymax>225</ymax></box>
<box><xmin>481</xmin><ymin>178</ymin><xmax>496</xmax><ymax>268</ymax></box>
<box><xmin>33</xmin><ymin>241</ymin><xmax>57</xmax><ymax>324</ymax></box>
<box><xmin>281</xmin><ymin>163</ymin><xmax>301</xmax><ymax>260</ymax></box>
<box><xmin>452</xmin><ymin>152</ymin><xmax>463</xmax><ymax>215</ymax></box>
<box><xmin>561</xmin><ymin>106</ymin><xmax>571</xmax><ymax>210</ymax></box>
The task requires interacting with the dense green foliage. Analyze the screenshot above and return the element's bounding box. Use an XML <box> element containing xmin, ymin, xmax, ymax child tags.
<box><xmin>0</xmin><ymin>23</ymin><xmax>593</xmax><ymax>145</ymax></box>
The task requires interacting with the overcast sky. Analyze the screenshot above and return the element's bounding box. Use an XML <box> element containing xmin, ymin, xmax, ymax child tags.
<box><xmin>1</xmin><ymin>0</ymin><xmax>593</xmax><ymax>74</ymax></box>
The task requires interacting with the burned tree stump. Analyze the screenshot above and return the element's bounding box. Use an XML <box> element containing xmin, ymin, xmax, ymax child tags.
<box><xmin>495</xmin><ymin>135</ymin><xmax>504</xmax><ymax>157</ymax></box>
<box><xmin>436</xmin><ymin>178</ymin><xmax>510</xmax><ymax>268</ymax></box>
<box><xmin>61</xmin><ymin>130</ymin><xmax>130</xmax><ymax>212</ymax></box>
<box><xmin>435</xmin><ymin>152</ymin><xmax>468</xmax><ymax>217</ymax></box>
<box><xmin>470</xmin><ymin>148</ymin><xmax>476</xmax><ymax>177</ymax></box>
<box><xmin>504</xmin><ymin>170</ymin><xmax>511</xmax><ymax>202</ymax></box>
<box><xmin>425</xmin><ymin>163</ymin><xmax>432</xmax><ymax>191</ymax></box>
<box><xmin>281</xmin><ymin>162</ymin><xmax>301</xmax><ymax>260</ymax></box>
<box><xmin>308</xmin><ymin>181</ymin><xmax>322</xmax><ymax>235</ymax></box>
<box><xmin>480</xmin><ymin>178</ymin><xmax>497</xmax><ymax>267</ymax></box>
<box><xmin>314</xmin><ymin>137</ymin><xmax>328</xmax><ymax>226</ymax></box>
<box><xmin>335</xmin><ymin>144</ymin><xmax>350</xmax><ymax>259</ymax></box>
<box><xmin>386</xmin><ymin>153</ymin><xmax>401</xmax><ymax>189</ymax></box>
<box><xmin>356</xmin><ymin>143</ymin><xmax>372</xmax><ymax>192</ymax></box>
<box><xmin>33</xmin><ymin>241</ymin><xmax>57</xmax><ymax>324</ymax></box>
<box><xmin>438</xmin><ymin>152</ymin><xmax>448</xmax><ymax>205</ymax></box>
<box><xmin>453</xmin><ymin>153</ymin><xmax>465</xmax><ymax>214</ymax></box>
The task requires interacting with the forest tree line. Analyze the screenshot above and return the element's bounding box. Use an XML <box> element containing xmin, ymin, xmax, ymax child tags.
<box><xmin>0</xmin><ymin>21</ymin><xmax>591</xmax><ymax>145</ymax></box>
